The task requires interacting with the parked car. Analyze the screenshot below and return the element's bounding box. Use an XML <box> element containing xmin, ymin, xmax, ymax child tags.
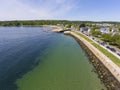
<box><xmin>117</xmin><ymin>52</ymin><xmax>120</xmax><ymax>56</ymax></box>
<box><xmin>110</xmin><ymin>48</ymin><xmax>116</xmax><ymax>52</ymax></box>
<box><xmin>106</xmin><ymin>46</ymin><xmax>116</xmax><ymax>52</ymax></box>
<box><xmin>106</xmin><ymin>46</ymin><xmax>110</xmax><ymax>49</ymax></box>
<box><xmin>92</xmin><ymin>37</ymin><xmax>94</xmax><ymax>40</ymax></box>
<box><xmin>117</xmin><ymin>53</ymin><xmax>120</xmax><ymax>56</ymax></box>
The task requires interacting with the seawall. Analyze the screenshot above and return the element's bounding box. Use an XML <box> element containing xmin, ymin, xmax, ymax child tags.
<box><xmin>64</xmin><ymin>31</ymin><xmax>120</xmax><ymax>90</ymax></box>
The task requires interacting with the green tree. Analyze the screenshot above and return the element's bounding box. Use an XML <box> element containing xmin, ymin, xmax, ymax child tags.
<box><xmin>116</xmin><ymin>39</ymin><xmax>120</xmax><ymax>48</ymax></box>
<box><xmin>66</xmin><ymin>24</ymin><xmax>71</xmax><ymax>28</ymax></box>
<box><xmin>90</xmin><ymin>30</ymin><xmax>101</xmax><ymax>37</ymax></box>
<box><xmin>101</xmin><ymin>33</ymin><xmax>112</xmax><ymax>42</ymax></box>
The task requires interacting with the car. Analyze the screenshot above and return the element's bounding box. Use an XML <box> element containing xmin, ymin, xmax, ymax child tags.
<box><xmin>92</xmin><ymin>38</ymin><xmax>94</xmax><ymax>40</ymax></box>
<box><xmin>110</xmin><ymin>48</ymin><xmax>116</xmax><ymax>52</ymax></box>
<box><xmin>106</xmin><ymin>46</ymin><xmax>116</xmax><ymax>52</ymax></box>
<box><xmin>117</xmin><ymin>53</ymin><xmax>120</xmax><ymax>56</ymax></box>
<box><xmin>106</xmin><ymin>46</ymin><xmax>110</xmax><ymax>49</ymax></box>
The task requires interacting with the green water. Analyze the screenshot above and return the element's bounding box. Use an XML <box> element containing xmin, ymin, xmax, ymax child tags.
<box><xmin>16</xmin><ymin>34</ymin><xmax>106</xmax><ymax>90</ymax></box>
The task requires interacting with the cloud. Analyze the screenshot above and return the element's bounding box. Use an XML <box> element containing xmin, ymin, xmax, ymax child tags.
<box><xmin>0</xmin><ymin>0</ymin><xmax>79</xmax><ymax>20</ymax></box>
<box><xmin>0</xmin><ymin>0</ymin><xmax>48</xmax><ymax>20</ymax></box>
<box><xmin>0</xmin><ymin>0</ymin><xmax>120</xmax><ymax>21</ymax></box>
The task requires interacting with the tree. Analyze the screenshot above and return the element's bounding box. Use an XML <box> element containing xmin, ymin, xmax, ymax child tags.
<box><xmin>90</xmin><ymin>30</ymin><xmax>101</xmax><ymax>37</ymax></box>
<box><xmin>116</xmin><ymin>39</ymin><xmax>120</xmax><ymax>48</ymax></box>
<box><xmin>101</xmin><ymin>33</ymin><xmax>112</xmax><ymax>42</ymax></box>
<box><xmin>66</xmin><ymin>24</ymin><xmax>71</xmax><ymax>28</ymax></box>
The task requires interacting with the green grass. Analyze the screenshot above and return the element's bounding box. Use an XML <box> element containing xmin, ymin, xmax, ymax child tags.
<box><xmin>72</xmin><ymin>31</ymin><xmax>120</xmax><ymax>66</ymax></box>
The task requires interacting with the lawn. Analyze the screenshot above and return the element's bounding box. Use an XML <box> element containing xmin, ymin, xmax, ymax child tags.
<box><xmin>72</xmin><ymin>31</ymin><xmax>120</xmax><ymax>66</ymax></box>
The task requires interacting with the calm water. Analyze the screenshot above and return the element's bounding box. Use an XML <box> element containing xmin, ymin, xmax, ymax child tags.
<box><xmin>0</xmin><ymin>26</ymin><xmax>106</xmax><ymax>90</ymax></box>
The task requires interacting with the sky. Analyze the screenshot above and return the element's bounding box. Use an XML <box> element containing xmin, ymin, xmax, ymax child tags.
<box><xmin>0</xmin><ymin>0</ymin><xmax>120</xmax><ymax>21</ymax></box>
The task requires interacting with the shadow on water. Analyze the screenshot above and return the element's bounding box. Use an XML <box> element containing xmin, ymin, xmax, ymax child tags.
<box><xmin>0</xmin><ymin>42</ymin><xmax>51</xmax><ymax>90</ymax></box>
<box><xmin>0</xmin><ymin>27</ymin><xmax>55</xmax><ymax>90</ymax></box>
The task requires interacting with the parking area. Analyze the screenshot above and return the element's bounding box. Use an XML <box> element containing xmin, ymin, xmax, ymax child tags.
<box><xmin>82</xmin><ymin>32</ymin><xmax>120</xmax><ymax>58</ymax></box>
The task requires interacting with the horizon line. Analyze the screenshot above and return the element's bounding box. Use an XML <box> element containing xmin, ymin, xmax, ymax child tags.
<box><xmin>0</xmin><ymin>19</ymin><xmax>120</xmax><ymax>23</ymax></box>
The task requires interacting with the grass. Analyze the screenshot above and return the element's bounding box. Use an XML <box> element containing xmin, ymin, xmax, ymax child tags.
<box><xmin>72</xmin><ymin>31</ymin><xmax>120</xmax><ymax>66</ymax></box>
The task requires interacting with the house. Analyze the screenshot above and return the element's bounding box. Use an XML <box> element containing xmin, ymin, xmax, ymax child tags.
<box><xmin>79</xmin><ymin>24</ymin><xmax>91</xmax><ymax>35</ymax></box>
<box><xmin>100</xmin><ymin>26</ymin><xmax>110</xmax><ymax>34</ymax></box>
<box><xmin>111</xmin><ymin>27</ymin><xmax>119</xmax><ymax>32</ymax></box>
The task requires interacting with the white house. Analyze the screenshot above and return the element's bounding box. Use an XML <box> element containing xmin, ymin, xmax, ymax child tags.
<box><xmin>100</xmin><ymin>26</ymin><xmax>110</xmax><ymax>34</ymax></box>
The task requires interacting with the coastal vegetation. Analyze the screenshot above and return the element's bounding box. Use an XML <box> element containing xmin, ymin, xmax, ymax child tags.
<box><xmin>0</xmin><ymin>20</ymin><xmax>120</xmax><ymax>26</ymax></box>
<box><xmin>0</xmin><ymin>20</ymin><xmax>83</xmax><ymax>26</ymax></box>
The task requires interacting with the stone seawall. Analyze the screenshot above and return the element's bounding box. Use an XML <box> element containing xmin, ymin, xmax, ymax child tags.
<box><xmin>64</xmin><ymin>31</ymin><xmax>120</xmax><ymax>90</ymax></box>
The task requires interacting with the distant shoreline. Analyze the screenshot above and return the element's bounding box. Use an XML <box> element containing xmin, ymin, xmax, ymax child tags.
<box><xmin>0</xmin><ymin>25</ymin><xmax>63</xmax><ymax>33</ymax></box>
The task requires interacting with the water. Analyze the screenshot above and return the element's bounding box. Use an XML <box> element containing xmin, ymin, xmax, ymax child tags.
<box><xmin>0</xmin><ymin>26</ymin><xmax>106</xmax><ymax>90</ymax></box>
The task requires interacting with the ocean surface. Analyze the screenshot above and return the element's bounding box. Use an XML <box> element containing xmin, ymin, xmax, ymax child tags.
<box><xmin>0</xmin><ymin>26</ymin><xmax>106</xmax><ymax>90</ymax></box>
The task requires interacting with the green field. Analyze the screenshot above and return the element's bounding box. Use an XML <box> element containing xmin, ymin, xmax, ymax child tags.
<box><xmin>73</xmin><ymin>31</ymin><xmax>120</xmax><ymax>66</ymax></box>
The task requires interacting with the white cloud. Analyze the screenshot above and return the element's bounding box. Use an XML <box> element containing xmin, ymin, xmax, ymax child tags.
<box><xmin>0</xmin><ymin>0</ymin><xmax>79</xmax><ymax>20</ymax></box>
<box><xmin>0</xmin><ymin>0</ymin><xmax>49</xmax><ymax>20</ymax></box>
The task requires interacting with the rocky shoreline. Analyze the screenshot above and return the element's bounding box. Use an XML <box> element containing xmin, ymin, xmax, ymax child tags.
<box><xmin>64</xmin><ymin>31</ymin><xmax>120</xmax><ymax>90</ymax></box>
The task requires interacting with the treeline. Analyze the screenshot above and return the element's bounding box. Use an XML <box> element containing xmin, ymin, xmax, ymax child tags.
<box><xmin>0</xmin><ymin>20</ymin><xmax>62</xmax><ymax>26</ymax></box>
<box><xmin>1</xmin><ymin>20</ymin><xmax>120</xmax><ymax>26</ymax></box>
<box><xmin>0</xmin><ymin>20</ymin><xmax>91</xmax><ymax>26</ymax></box>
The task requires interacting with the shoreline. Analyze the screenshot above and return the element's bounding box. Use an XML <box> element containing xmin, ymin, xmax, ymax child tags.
<box><xmin>64</xmin><ymin>31</ymin><xmax>120</xmax><ymax>89</ymax></box>
<box><xmin>50</xmin><ymin>26</ymin><xmax>63</xmax><ymax>32</ymax></box>
<box><xmin>0</xmin><ymin>25</ymin><xmax>63</xmax><ymax>33</ymax></box>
